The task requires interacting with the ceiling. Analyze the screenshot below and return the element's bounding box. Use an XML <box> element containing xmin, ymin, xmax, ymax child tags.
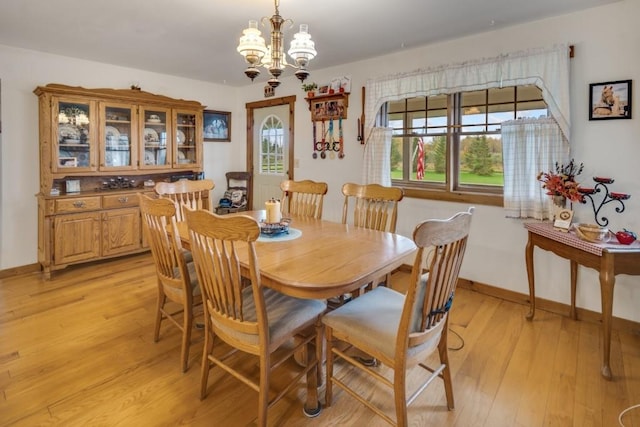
<box><xmin>0</xmin><ymin>0</ymin><xmax>618</xmax><ymax>87</ymax></box>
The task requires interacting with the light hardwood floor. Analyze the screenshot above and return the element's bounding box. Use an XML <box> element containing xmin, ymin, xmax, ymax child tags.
<box><xmin>1</xmin><ymin>254</ymin><xmax>639</xmax><ymax>426</ymax></box>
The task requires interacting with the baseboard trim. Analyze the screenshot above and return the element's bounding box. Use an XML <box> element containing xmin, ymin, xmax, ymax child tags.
<box><xmin>394</xmin><ymin>263</ymin><xmax>640</xmax><ymax>335</ymax></box>
<box><xmin>457</xmin><ymin>278</ymin><xmax>640</xmax><ymax>336</ymax></box>
<box><xmin>0</xmin><ymin>263</ymin><xmax>41</xmax><ymax>279</ymax></box>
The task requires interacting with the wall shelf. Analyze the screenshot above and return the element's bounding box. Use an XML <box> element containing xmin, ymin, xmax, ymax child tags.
<box><xmin>305</xmin><ymin>92</ymin><xmax>349</xmax><ymax>122</ymax></box>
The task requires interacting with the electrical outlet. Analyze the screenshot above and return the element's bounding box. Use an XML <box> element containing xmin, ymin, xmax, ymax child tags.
<box><xmin>294</xmin><ymin>158</ymin><xmax>300</xmax><ymax>168</ymax></box>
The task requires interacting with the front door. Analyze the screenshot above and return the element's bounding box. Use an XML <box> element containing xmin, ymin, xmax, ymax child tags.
<box><xmin>246</xmin><ymin>96</ymin><xmax>295</xmax><ymax>210</ymax></box>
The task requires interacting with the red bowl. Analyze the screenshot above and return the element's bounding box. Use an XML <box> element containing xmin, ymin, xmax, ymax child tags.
<box><xmin>615</xmin><ymin>232</ymin><xmax>636</xmax><ymax>245</ymax></box>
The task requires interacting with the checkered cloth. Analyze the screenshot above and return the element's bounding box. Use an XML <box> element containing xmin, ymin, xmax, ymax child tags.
<box><xmin>524</xmin><ymin>222</ymin><xmax>640</xmax><ymax>256</ymax></box>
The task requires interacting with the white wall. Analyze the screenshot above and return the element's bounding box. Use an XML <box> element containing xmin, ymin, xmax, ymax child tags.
<box><xmin>1</xmin><ymin>0</ymin><xmax>638</xmax><ymax>321</ymax></box>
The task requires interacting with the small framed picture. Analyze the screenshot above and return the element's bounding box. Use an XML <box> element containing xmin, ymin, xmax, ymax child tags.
<box><xmin>589</xmin><ymin>80</ymin><xmax>632</xmax><ymax>120</ymax></box>
<box><xmin>203</xmin><ymin>110</ymin><xmax>231</xmax><ymax>142</ymax></box>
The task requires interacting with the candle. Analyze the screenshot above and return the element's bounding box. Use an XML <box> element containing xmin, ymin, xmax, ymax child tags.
<box><xmin>265</xmin><ymin>199</ymin><xmax>281</xmax><ymax>223</ymax></box>
<box><xmin>578</xmin><ymin>187</ymin><xmax>595</xmax><ymax>194</ymax></box>
<box><xmin>593</xmin><ymin>177</ymin><xmax>614</xmax><ymax>184</ymax></box>
<box><xmin>610</xmin><ymin>192</ymin><xmax>630</xmax><ymax>200</ymax></box>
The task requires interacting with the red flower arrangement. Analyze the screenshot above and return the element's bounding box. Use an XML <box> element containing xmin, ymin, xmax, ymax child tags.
<box><xmin>537</xmin><ymin>159</ymin><xmax>584</xmax><ymax>202</ymax></box>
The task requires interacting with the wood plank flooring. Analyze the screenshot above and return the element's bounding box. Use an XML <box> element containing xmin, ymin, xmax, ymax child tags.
<box><xmin>1</xmin><ymin>254</ymin><xmax>639</xmax><ymax>426</ymax></box>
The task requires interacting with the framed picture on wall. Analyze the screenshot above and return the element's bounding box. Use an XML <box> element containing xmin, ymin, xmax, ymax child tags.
<box><xmin>203</xmin><ymin>110</ymin><xmax>231</xmax><ymax>142</ymax></box>
<box><xmin>589</xmin><ymin>80</ymin><xmax>632</xmax><ymax>120</ymax></box>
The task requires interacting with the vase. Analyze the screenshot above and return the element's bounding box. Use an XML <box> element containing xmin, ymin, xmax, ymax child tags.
<box><xmin>552</xmin><ymin>195</ymin><xmax>567</xmax><ymax>209</ymax></box>
<box><xmin>552</xmin><ymin>195</ymin><xmax>567</xmax><ymax>221</ymax></box>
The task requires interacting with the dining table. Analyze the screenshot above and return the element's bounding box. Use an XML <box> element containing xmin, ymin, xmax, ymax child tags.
<box><xmin>176</xmin><ymin>210</ymin><xmax>417</xmax><ymax>300</ymax></box>
<box><xmin>176</xmin><ymin>210</ymin><xmax>416</xmax><ymax>416</ymax></box>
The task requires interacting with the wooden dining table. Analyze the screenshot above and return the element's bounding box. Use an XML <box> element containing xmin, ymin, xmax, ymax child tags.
<box><xmin>176</xmin><ymin>210</ymin><xmax>417</xmax><ymax>300</ymax></box>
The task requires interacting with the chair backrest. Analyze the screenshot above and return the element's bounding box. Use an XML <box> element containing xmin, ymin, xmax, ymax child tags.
<box><xmin>400</xmin><ymin>208</ymin><xmax>474</xmax><ymax>356</ymax></box>
<box><xmin>225</xmin><ymin>171</ymin><xmax>251</xmax><ymax>208</ymax></box>
<box><xmin>280</xmin><ymin>179</ymin><xmax>328</xmax><ymax>219</ymax></box>
<box><xmin>184</xmin><ymin>209</ymin><xmax>266</xmax><ymax>349</ymax></box>
<box><xmin>155</xmin><ymin>179</ymin><xmax>214</xmax><ymax>222</ymax></box>
<box><xmin>139</xmin><ymin>193</ymin><xmax>193</xmax><ymax>301</ymax></box>
<box><xmin>341</xmin><ymin>183</ymin><xmax>404</xmax><ymax>232</ymax></box>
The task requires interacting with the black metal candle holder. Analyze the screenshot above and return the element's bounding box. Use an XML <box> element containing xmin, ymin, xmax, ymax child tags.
<box><xmin>578</xmin><ymin>177</ymin><xmax>630</xmax><ymax>227</ymax></box>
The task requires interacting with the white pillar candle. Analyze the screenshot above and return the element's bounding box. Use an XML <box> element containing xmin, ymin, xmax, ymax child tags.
<box><xmin>265</xmin><ymin>199</ymin><xmax>281</xmax><ymax>223</ymax></box>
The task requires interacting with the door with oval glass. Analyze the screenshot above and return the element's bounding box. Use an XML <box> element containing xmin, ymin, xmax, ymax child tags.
<box><xmin>248</xmin><ymin>97</ymin><xmax>295</xmax><ymax>210</ymax></box>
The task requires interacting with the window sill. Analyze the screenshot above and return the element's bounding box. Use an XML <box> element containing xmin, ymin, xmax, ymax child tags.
<box><xmin>400</xmin><ymin>187</ymin><xmax>503</xmax><ymax>207</ymax></box>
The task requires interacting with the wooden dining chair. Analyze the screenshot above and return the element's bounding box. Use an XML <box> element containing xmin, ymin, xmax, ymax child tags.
<box><xmin>184</xmin><ymin>208</ymin><xmax>326</xmax><ymax>426</ymax></box>
<box><xmin>323</xmin><ymin>207</ymin><xmax>474</xmax><ymax>427</ymax></box>
<box><xmin>155</xmin><ymin>179</ymin><xmax>214</xmax><ymax>222</ymax></box>
<box><xmin>337</xmin><ymin>182</ymin><xmax>404</xmax><ymax>301</ymax></box>
<box><xmin>138</xmin><ymin>193</ymin><xmax>203</xmax><ymax>372</ymax></box>
<box><xmin>280</xmin><ymin>179</ymin><xmax>329</xmax><ymax>219</ymax></box>
<box><xmin>341</xmin><ymin>182</ymin><xmax>404</xmax><ymax>233</ymax></box>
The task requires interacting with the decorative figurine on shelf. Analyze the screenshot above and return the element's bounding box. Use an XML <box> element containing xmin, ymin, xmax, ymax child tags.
<box><xmin>578</xmin><ymin>177</ymin><xmax>631</xmax><ymax>227</ymax></box>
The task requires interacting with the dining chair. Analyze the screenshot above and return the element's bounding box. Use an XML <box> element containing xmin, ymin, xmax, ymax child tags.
<box><xmin>184</xmin><ymin>208</ymin><xmax>326</xmax><ymax>426</ymax></box>
<box><xmin>338</xmin><ymin>182</ymin><xmax>404</xmax><ymax>299</ymax></box>
<box><xmin>155</xmin><ymin>178</ymin><xmax>214</xmax><ymax>222</ymax></box>
<box><xmin>280</xmin><ymin>179</ymin><xmax>329</xmax><ymax>219</ymax></box>
<box><xmin>323</xmin><ymin>207</ymin><xmax>474</xmax><ymax>427</ymax></box>
<box><xmin>341</xmin><ymin>182</ymin><xmax>404</xmax><ymax>232</ymax></box>
<box><xmin>138</xmin><ymin>193</ymin><xmax>203</xmax><ymax>372</ymax></box>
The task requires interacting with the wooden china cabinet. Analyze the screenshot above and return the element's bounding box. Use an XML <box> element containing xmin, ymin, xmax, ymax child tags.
<box><xmin>34</xmin><ymin>84</ymin><xmax>205</xmax><ymax>279</ymax></box>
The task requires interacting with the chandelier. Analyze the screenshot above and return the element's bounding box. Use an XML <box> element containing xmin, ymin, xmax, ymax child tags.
<box><xmin>236</xmin><ymin>0</ymin><xmax>317</xmax><ymax>88</ymax></box>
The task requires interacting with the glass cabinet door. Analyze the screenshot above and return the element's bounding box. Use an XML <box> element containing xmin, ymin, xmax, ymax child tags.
<box><xmin>173</xmin><ymin>110</ymin><xmax>200</xmax><ymax>168</ymax></box>
<box><xmin>101</xmin><ymin>103</ymin><xmax>136</xmax><ymax>171</ymax></box>
<box><xmin>140</xmin><ymin>107</ymin><xmax>171</xmax><ymax>169</ymax></box>
<box><xmin>54</xmin><ymin>99</ymin><xmax>95</xmax><ymax>172</ymax></box>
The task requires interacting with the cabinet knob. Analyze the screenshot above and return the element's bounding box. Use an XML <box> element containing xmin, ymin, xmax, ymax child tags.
<box><xmin>118</xmin><ymin>196</ymin><xmax>129</xmax><ymax>203</ymax></box>
<box><xmin>73</xmin><ymin>201</ymin><xmax>86</xmax><ymax>208</ymax></box>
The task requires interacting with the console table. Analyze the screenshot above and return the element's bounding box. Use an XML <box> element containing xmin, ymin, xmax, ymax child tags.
<box><xmin>524</xmin><ymin>222</ymin><xmax>640</xmax><ymax>380</ymax></box>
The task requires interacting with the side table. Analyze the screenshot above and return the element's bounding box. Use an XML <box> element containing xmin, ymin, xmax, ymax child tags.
<box><xmin>524</xmin><ymin>222</ymin><xmax>640</xmax><ymax>380</ymax></box>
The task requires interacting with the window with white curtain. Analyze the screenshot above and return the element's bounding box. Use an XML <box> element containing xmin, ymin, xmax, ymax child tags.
<box><xmin>387</xmin><ymin>86</ymin><xmax>548</xmax><ymax>198</ymax></box>
<box><xmin>361</xmin><ymin>44</ymin><xmax>571</xmax><ymax>208</ymax></box>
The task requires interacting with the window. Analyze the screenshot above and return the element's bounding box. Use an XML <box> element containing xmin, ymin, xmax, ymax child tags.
<box><xmin>387</xmin><ymin>85</ymin><xmax>547</xmax><ymax>205</ymax></box>
<box><xmin>260</xmin><ymin>114</ymin><xmax>285</xmax><ymax>174</ymax></box>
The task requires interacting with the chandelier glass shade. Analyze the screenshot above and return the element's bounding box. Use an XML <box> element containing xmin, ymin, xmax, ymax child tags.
<box><xmin>237</xmin><ymin>0</ymin><xmax>316</xmax><ymax>88</ymax></box>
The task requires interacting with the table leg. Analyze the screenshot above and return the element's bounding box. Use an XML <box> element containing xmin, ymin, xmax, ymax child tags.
<box><xmin>525</xmin><ymin>234</ymin><xmax>536</xmax><ymax>320</ymax></box>
<box><xmin>599</xmin><ymin>252</ymin><xmax>615</xmax><ymax>380</ymax></box>
<box><xmin>570</xmin><ymin>260</ymin><xmax>578</xmax><ymax>320</ymax></box>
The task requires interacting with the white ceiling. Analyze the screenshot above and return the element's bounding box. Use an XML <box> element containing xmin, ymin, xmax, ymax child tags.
<box><xmin>0</xmin><ymin>0</ymin><xmax>619</xmax><ymax>87</ymax></box>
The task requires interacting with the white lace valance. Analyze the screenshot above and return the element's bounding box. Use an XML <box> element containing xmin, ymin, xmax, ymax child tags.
<box><xmin>364</xmin><ymin>44</ymin><xmax>571</xmax><ymax>142</ymax></box>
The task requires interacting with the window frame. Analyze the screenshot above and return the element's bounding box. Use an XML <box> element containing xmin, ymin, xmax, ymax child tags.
<box><xmin>387</xmin><ymin>86</ymin><xmax>547</xmax><ymax>206</ymax></box>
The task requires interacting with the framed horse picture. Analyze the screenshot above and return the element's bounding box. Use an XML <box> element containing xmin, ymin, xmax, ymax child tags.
<box><xmin>589</xmin><ymin>80</ymin><xmax>632</xmax><ymax>120</ymax></box>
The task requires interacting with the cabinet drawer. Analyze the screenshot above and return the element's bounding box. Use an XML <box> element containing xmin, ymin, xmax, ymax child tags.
<box><xmin>55</xmin><ymin>197</ymin><xmax>102</xmax><ymax>213</ymax></box>
<box><xmin>102</xmin><ymin>193</ymin><xmax>140</xmax><ymax>209</ymax></box>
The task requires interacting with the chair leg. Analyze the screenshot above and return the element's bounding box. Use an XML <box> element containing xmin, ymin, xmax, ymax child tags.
<box><xmin>438</xmin><ymin>332</ymin><xmax>455</xmax><ymax>410</ymax></box>
<box><xmin>303</xmin><ymin>334</ymin><xmax>321</xmax><ymax>418</ymax></box>
<box><xmin>200</xmin><ymin>330</ymin><xmax>213</xmax><ymax>400</ymax></box>
<box><xmin>181</xmin><ymin>304</ymin><xmax>193</xmax><ymax>373</ymax></box>
<box><xmin>257</xmin><ymin>354</ymin><xmax>270</xmax><ymax>427</ymax></box>
<box><xmin>394</xmin><ymin>367</ymin><xmax>409</xmax><ymax>427</ymax></box>
<box><xmin>315</xmin><ymin>321</ymin><xmax>324</xmax><ymax>386</ymax></box>
<box><xmin>324</xmin><ymin>327</ymin><xmax>334</xmax><ymax>407</ymax></box>
<box><xmin>154</xmin><ymin>293</ymin><xmax>166</xmax><ymax>342</ymax></box>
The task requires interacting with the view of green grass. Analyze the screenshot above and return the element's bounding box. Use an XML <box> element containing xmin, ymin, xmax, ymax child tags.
<box><xmin>391</xmin><ymin>170</ymin><xmax>504</xmax><ymax>186</ymax></box>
